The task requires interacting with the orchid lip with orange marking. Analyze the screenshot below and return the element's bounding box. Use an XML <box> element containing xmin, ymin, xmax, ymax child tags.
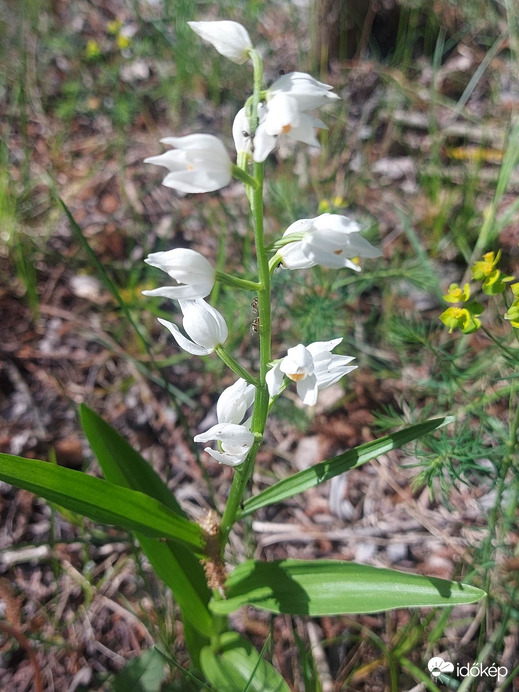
<box><xmin>287</xmin><ymin>372</ymin><xmax>306</xmax><ymax>381</ymax></box>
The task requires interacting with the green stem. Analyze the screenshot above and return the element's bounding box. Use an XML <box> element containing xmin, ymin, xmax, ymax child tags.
<box><xmin>216</xmin><ymin>271</ymin><xmax>260</xmax><ymax>292</ymax></box>
<box><xmin>480</xmin><ymin>325</ymin><xmax>518</xmax><ymax>359</ymax></box>
<box><xmin>248</xmin><ymin>50</ymin><xmax>263</xmax><ymax>135</ymax></box>
<box><xmin>214</xmin><ymin>345</ymin><xmax>259</xmax><ymax>387</ymax></box>
<box><xmin>232</xmin><ymin>165</ymin><xmax>258</xmax><ymax>189</ymax></box>
<box><xmin>219</xmin><ymin>52</ymin><xmax>270</xmax><ymax>551</ymax></box>
<box><xmin>480</xmin><ymin>377</ymin><xmax>519</xmax><ymax>589</ymax></box>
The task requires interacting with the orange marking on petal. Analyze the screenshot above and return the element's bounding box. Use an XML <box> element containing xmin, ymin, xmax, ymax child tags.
<box><xmin>281</xmin><ymin>124</ymin><xmax>292</xmax><ymax>134</ymax></box>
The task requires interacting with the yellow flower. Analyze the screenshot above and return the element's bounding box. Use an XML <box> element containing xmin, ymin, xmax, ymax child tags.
<box><xmin>116</xmin><ymin>33</ymin><xmax>131</xmax><ymax>50</ymax></box>
<box><xmin>107</xmin><ymin>19</ymin><xmax>123</xmax><ymax>35</ymax></box>
<box><xmin>481</xmin><ymin>269</ymin><xmax>514</xmax><ymax>296</ymax></box>
<box><xmin>439</xmin><ymin>306</ymin><xmax>482</xmax><ymax>334</ymax></box>
<box><xmin>318</xmin><ymin>199</ymin><xmax>331</xmax><ymax>213</ymax></box>
<box><xmin>472</xmin><ymin>250</ymin><xmax>500</xmax><ymax>280</ymax></box>
<box><xmin>443</xmin><ymin>283</ymin><xmax>470</xmax><ymax>303</ymax></box>
<box><xmin>85</xmin><ymin>39</ymin><xmax>102</xmax><ymax>60</ymax></box>
<box><xmin>504</xmin><ymin>300</ymin><xmax>519</xmax><ymax>328</ymax></box>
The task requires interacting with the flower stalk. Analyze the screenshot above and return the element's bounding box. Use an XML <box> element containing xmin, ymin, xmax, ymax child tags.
<box><xmin>218</xmin><ymin>54</ymin><xmax>270</xmax><ymax>551</ymax></box>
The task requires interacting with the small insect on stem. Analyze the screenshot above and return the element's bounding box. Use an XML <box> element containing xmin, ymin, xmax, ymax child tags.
<box><xmin>250</xmin><ymin>297</ymin><xmax>259</xmax><ymax>333</ymax></box>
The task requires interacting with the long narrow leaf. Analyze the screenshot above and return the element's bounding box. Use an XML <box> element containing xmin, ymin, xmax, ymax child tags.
<box><xmin>79</xmin><ymin>404</ymin><xmax>214</xmax><ymax>635</ymax></box>
<box><xmin>0</xmin><ymin>453</ymin><xmax>206</xmax><ymax>554</ymax></box>
<box><xmin>200</xmin><ymin>632</ymin><xmax>290</xmax><ymax>692</ymax></box>
<box><xmin>210</xmin><ymin>559</ymin><xmax>485</xmax><ymax>616</ymax></box>
<box><xmin>240</xmin><ymin>417</ymin><xmax>449</xmax><ymax>517</ymax></box>
<box><xmin>79</xmin><ymin>404</ymin><xmax>185</xmax><ymax>516</ymax></box>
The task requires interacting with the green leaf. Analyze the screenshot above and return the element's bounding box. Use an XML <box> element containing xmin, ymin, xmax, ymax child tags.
<box><xmin>200</xmin><ymin>632</ymin><xmax>290</xmax><ymax>692</ymax></box>
<box><xmin>112</xmin><ymin>648</ymin><xmax>166</xmax><ymax>692</ymax></box>
<box><xmin>240</xmin><ymin>418</ymin><xmax>450</xmax><ymax>517</ymax></box>
<box><xmin>138</xmin><ymin>536</ymin><xmax>214</xmax><ymax>637</ymax></box>
<box><xmin>79</xmin><ymin>404</ymin><xmax>214</xmax><ymax>636</ymax></box>
<box><xmin>0</xmin><ymin>453</ymin><xmax>206</xmax><ymax>554</ymax></box>
<box><xmin>210</xmin><ymin>559</ymin><xmax>485</xmax><ymax>616</ymax></box>
<box><xmin>80</xmin><ymin>404</ymin><xmax>186</xmax><ymax>516</ymax></box>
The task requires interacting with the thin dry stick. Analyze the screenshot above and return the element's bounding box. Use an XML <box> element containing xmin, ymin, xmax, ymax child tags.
<box><xmin>0</xmin><ymin>621</ymin><xmax>43</xmax><ymax>692</ymax></box>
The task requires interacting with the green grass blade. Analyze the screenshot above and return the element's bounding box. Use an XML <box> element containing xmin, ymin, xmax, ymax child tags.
<box><xmin>200</xmin><ymin>632</ymin><xmax>290</xmax><ymax>692</ymax></box>
<box><xmin>210</xmin><ymin>559</ymin><xmax>485</xmax><ymax>616</ymax></box>
<box><xmin>0</xmin><ymin>453</ymin><xmax>206</xmax><ymax>554</ymax></box>
<box><xmin>240</xmin><ymin>418</ymin><xmax>450</xmax><ymax>517</ymax></box>
<box><xmin>58</xmin><ymin>196</ymin><xmax>148</xmax><ymax>350</ymax></box>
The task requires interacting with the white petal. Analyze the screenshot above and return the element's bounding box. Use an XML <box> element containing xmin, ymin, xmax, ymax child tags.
<box><xmin>180</xmin><ymin>299</ymin><xmax>228</xmax><ymax>349</ymax></box>
<box><xmin>161</xmin><ymin>169</ymin><xmax>229</xmax><ymax>194</ymax></box>
<box><xmin>266</xmin><ymin>362</ymin><xmax>284</xmax><ymax>397</ymax></box>
<box><xmin>263</xmin><ymin>94</ymin><xmax>300</xmax><ymax>136</ymax></box>
<box><xmin>315</xmin><ymin>361</ymin><xmax>357</xmax><ymax>389</ymax></box>
<box><xmin>160</xmin><ymin>134</ymin><xmax>227</xmax><ymax>151</ymax></box>
<box><xmin>143</xmin><ymin>248</ymin><xmax>215</xmax><ymax>298</ymax></box>
<box><xmin>306</xmin><ymin>338</ymin><xmax>343</xmax><ymax>357</ymax></box>
<box><xmin>280</xmin><ymin>344</ymin><xmax>314</xmax><ymax>380</ymax></box>
<box><xmin>313</xmin><ymin>213</ymin><xmax>361</xmax><ymax>234</ymax></box>
<box><xmin>268</xmin><ymin>71</ymin><xmax>340</xmax><ymax>111</ymax></box>
<box><xmin>296</xmin><ymin>373</ymin><xmax>318</xmax><ymax>406</ymax></box>
<box><xmin>252</xmin><ymin>122</ymin><xmax>277</xmax><ymax>162</ymax></box>
<box><xmin>203</xmin><ymin>447</ymin><xmax>249</xmax><ymax>466</ymax></box>
<box><xmin>287</xmin><ymin>113</ymin><xmax>322</xmax><ymax>148</ymax></box>
<box><xmin>157</xmin><ymin>318</ymin><xmax>211</xmax><ymax>356</ymax></box>
<box><xmin>145</xmin><ymin>135</ymin><xmax>232</xmax><ymax>193</ymax></box>
<box><xmin>217</xmin><ymin>378</ymin><xmax>255</xmax><ymax>425</ymax></box>
<box><xmin>142</xmin><ymin>284</ymin><xmax>210</xmax><ymax>299</ymax></box>
<box><xmin>278</xmin><ymin>219</ymin><xmax>316</xmax><ymax>269</ymax></box>
<box><xmin>194</xmin><ymin>422</ymin><xmax>253</xmax><ymax>446</ymax></box>
<box><xmin>279</xmin><ymin>241</ymin><xmax>316</xmax><ymax>270</ymax></box>
<box><xmin>233</xmin><ymin>108</ymin><xmax>252</xmax><ymax>155</ymax></box>
<box><xmin>282</xmin><ymin>218</ymin><xmax>314</xmax><ymax>237</ymax></box>
<box><xmin>188</xmin><ymin>21</ymin><xmax>252</xmax><ymax>64</ymax></box>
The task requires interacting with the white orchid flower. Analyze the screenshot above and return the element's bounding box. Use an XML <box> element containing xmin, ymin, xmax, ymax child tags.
<box><xmin>194</xmin><ymin>423</ymin><xmax>254</xmax><ymax>466</ymax></box>
<box><xmin>188</xmin><ymin>20</ymin><xmax>252</xmax><ymax>64</ymax></box>
<box><xmin>279</xmin><ymin>213</ymin><xmax>381</xmax><ymax>271</ymax></box>
<box><xmin>142</xmin><ymin>248</ymin><xmax>215</xmax><ymax>300</ymax></box>
<box><xmin>157</xmin><ymin>299</ymin><xmax>228</xmax><ymax>356</ymax></box>
<box><xmin>216</xmin><ymin>378</ymin><xmax>255</xmax><ymax>425</ymax></box>
<box><xmin>268</xmin><ymin>71</ymin><xmax>341</xmax><ymax>111</ymax></box>
<box><xmin>144</xmin><ymin>134</ymin><xmax>232</xmax><ymax>193</ymax></box>
<box><xmin>253</xmin><ymin>71</ymin><xmax>339</xmax><ymax>162</ymax></box>
<box><xmin>267</xmin><ymin>339</ymin><xmax>356</xmax><ymax>406</ymax></box>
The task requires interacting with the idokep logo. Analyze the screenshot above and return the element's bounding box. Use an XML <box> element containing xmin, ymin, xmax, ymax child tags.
<box><xmin>427</xmin><ymin>656</ymin><xmax>508</xmax><ymax>682</ymax></box>
<box><xmin>428</xmin><ymin>657</ymin><xmax>454</xmax><ymax>678</ymax></box>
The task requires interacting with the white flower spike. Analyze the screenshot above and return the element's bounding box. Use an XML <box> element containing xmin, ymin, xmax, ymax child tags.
<box><xmin>217</xmin><ymin>378</ymin><xmax>255</xmax><ymax>425</ymax></box>
<box><xmin>267</xmin><ymin>339</ymin><xmax>356</xmax><ymax>406</ymax></box>
<box><xmin>157</xmin><ymin>299</ymin><xmax>228</xmax><ymax>356</ymax></box>
<box><xmin>194</xmin><ymin>423</ymin><xmax>254</xmax><ymax>466</ymax></box>
<box><xmin>188</xmin><ymin>20</ymin><xmax>252</xmax><ymax>64</ymax></box>
<box><xmin>253</xmin><ymin>71</ymin><xmax>339</xmax><ymax>162</ymax></box>
<box><xmin>142</xmin><ymin>248</ymin><xmax>215</xmax><ymax>300</ymax></box>
<box><xmin>144</xmin><ymin>134</ymin><xmax>232</xmax><ymax>194</ymax></box>
<box><xmin>279</xmin><ymin>213</ymin><xmax>381</xmax><ymax>271</ymax></box>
